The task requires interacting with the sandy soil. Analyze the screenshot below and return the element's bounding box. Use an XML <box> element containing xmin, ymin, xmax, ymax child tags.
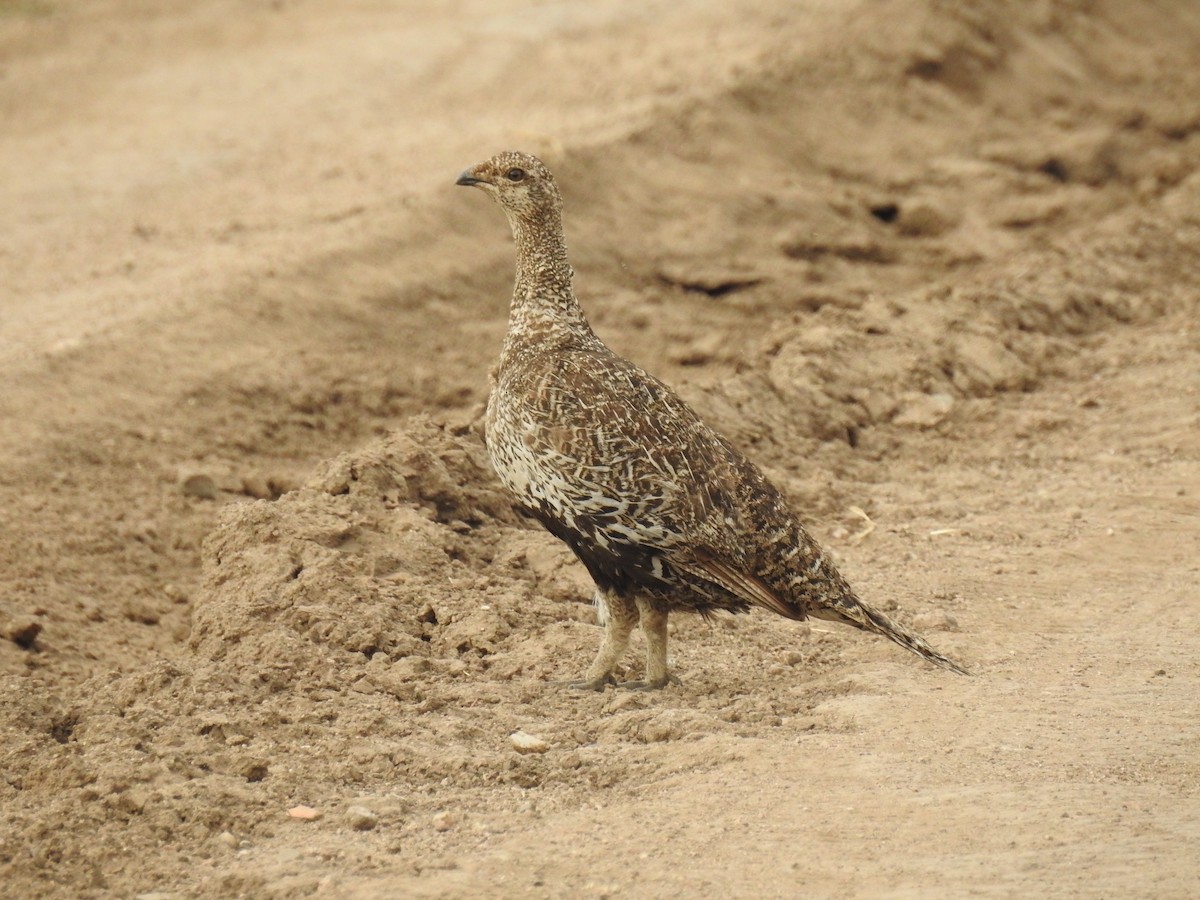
<box><xmin>2</xmin><ymin>1</ymin><xmax>1199</xmax><ymax>896</ymax></box>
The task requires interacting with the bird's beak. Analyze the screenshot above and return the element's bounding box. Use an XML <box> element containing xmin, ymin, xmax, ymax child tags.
<box><xmin>456</xmin><ymin>169</ymin><xmax>487</xmax><ymax>187</ymax></box>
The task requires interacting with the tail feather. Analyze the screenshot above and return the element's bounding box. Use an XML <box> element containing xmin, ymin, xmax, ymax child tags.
<box><xmin>811</xmin><ymin>595</ymin><xmax>971</xmax><ymax>675</ymax></box>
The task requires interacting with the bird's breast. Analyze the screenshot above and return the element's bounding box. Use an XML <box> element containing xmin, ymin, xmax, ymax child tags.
<box><xmin>485</xmin><ymin>378</ymin><xmax>570</xmax><ymax>511</ymax></box>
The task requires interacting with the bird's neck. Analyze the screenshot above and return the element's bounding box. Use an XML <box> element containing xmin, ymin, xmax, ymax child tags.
<box><xmin>506</xmin><ymin>213</ymin><xmax>595</xmax><ymax>345</ymax></box>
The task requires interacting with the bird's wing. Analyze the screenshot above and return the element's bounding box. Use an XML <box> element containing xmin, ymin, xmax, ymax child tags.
<box><xmin>675</xmin><ymin>549</ymin><xmax>801</xmax><ymax>620</ymax></box>
<box><xmin>514</xmin><ymin>348</ymin><xmax>802</xmax><ymax>605</ymax></box>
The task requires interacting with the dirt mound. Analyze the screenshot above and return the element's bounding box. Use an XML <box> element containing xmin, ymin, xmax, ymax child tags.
<box><xmin>191</xmin><ymin>419</ymin><xmax>523</xmax><ymax>674</ymax></box>
<box><xmin>1</xmin><ymin>419</ymin><xmax>856</xmax><ymax>897</ymax></box>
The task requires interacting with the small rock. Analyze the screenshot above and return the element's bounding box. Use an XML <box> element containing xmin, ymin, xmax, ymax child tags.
<box><xmin>288</xmin><ymin>805</ymin><xmax>321</xmax><ymax>821</ymax></box>
<box><xmin>898</xmin><ymin>200</ymin><xmax>957</xmax><ymax>237</ymax></box>
<box><xmin>180</xmin><ymin>473</ymin><xmax>219</xmax><ymax>500</ymax></box>
<box><xmin>432</xmin><ymin>811</ymin><xmax>457</xmax><ymax>832</ymax></box>
<box><xmin>346</xmin><ymin>805</ymin><xmax>379</xmax><ymax>831</ymax></box>
<box><xmin>510</xmin><ymin>730</ymin><xmax>550</xmax><ymax>754</ymax></box>
<box><xmin>216</xmin><ymin>831</ymin><xmax>238</xmax><ymax>849</ymax></box>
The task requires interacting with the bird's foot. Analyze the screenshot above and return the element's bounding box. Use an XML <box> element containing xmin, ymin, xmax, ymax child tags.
<box><xmin>617</xmin><ymin>674</ymin><xmax>681</xmax><ymax>691</ymax></box>
<box><xmin>561</xmin><ymin>673</ymin><xmax>617</xmax><ymax>692</ymax></box>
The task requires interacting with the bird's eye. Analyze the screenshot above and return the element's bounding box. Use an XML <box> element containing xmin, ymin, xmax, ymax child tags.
<box><xmin>505</xmin><ymin>167</ymin><xmax>526</xmax><ymax>182</ymax></box>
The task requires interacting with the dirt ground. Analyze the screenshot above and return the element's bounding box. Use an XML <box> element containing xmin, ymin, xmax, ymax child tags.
<box><xmin>2</xmin><ymin>0</ymin><xmax>1199</xmax><ymax>897</ymax></box>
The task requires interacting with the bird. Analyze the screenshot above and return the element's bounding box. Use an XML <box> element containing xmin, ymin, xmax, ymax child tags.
<box><xmin>456</xmin><ymin>150</ymin><xmax>969</xmax><ymax>689</ymax></box>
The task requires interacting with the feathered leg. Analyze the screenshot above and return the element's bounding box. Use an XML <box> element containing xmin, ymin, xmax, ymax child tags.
<box><xmin>568</xmin><ymin>590</ymin><xmax>638</xmax><ymax>691</ymax></box>
<box><xmin>621</xmin><ymin>597</ymin><xmax>677</xmax><ymax>690</ymax></box>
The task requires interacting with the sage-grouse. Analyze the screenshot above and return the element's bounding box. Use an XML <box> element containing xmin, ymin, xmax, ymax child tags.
<box><xmin>457</xmin><ymin>151</ymin><xmax>968</xmax><ymax>688</ymax></box>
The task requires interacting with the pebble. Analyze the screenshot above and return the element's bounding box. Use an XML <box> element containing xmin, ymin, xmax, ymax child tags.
<box><xmin>432</xmin><ymin>810</ymin><xmax>457</xmax><ymax>832</ymax></box>
<box><xmin>288</xmin><ymin>805</ymin><xmax>321</xmax><ymax>821</ymax></box>
<box><xmin>180</xmin><ymin>473</ymin><xmax>218</xmax><ymax>500</ymax></box>
<box><xmin>510</xmin><ymin>730</ymin><xmax>550</xmax><ymax>754</ymax></box>
<box><xmin>216</xmin><ymin>831</ymin><xmax>238</xmax><ymax>849</ymax></box>
<box><xmin>898</xmin><ymin>200</ymin><xmax>958</xmax><ymax>237</ymax></box>
<box><xmin>345</xmin><ymin>805</ymin><xmax>379</xmax><ymax>831</ymax></box>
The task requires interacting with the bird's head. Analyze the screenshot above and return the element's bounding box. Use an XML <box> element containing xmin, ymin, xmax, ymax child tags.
<box><xmin>455</xmin><ymin>151</ymin><xmax>562</xmax><ymax>225</ymax></box>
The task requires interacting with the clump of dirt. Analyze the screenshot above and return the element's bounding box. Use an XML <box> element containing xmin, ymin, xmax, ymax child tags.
<box><xmin>190</xmin><ymin>418</ymin><xmax>524</xmax><ymax>674</ymax></box>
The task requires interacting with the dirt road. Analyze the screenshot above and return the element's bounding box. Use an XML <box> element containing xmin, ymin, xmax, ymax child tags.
<box><xmin>2</xmin><ymin>1</ymin><xmax>1198</xmax><ymax>896</ymax></box>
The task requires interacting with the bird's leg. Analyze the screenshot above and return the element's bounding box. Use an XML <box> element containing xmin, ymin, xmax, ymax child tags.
<box><xmin>620</xmin><ymin>598</ymin><xmax>678</xmax><ymax>690</ymax></box>
<box><xmin>566</xmin><ymin>591</ymin><xmax>638</xmax><ymax>691</ymax></box>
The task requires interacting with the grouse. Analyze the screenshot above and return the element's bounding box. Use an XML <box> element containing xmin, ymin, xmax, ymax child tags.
<box><xmin>457</xmin><ymin>151</ymin><xmax>969</xmax><ymax>688</ymax></box>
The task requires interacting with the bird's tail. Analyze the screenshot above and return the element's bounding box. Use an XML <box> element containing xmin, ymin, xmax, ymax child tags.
<box><xmin>811</xmin><ymin>594</ymin><xmax>970</xmax><ymax>675</ymax></box>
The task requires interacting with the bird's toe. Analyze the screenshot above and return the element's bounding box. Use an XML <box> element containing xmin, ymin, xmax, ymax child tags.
<box><xmin>561</xmin><ymin>674</ymin><xmax>616</xmax><ymax>692</ymax></box>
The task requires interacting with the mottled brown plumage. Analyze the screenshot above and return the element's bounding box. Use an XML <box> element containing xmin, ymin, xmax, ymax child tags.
<box><xmin>457</xmin><ymin>151</ymin><xmax>968</xmax><ymax>688</ymax></box>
